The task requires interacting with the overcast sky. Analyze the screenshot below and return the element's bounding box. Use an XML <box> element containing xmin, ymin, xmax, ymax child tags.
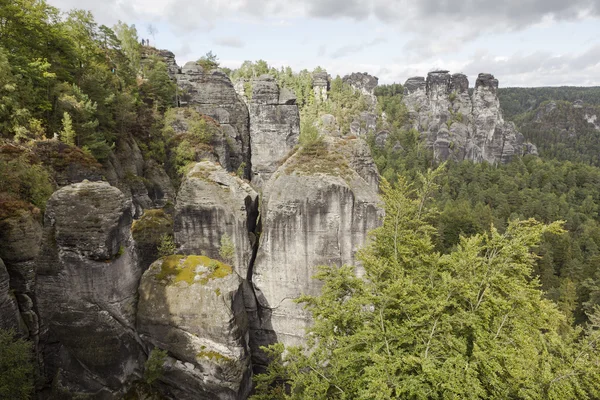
<box><xmin>46</xmin><ymin>0</ymin><xmax>600</xmax><ymax>87</ymax></box>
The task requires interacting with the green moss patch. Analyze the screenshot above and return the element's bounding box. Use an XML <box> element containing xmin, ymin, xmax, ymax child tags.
<box><xmin>155</xmin><ymin>255</ymin><xmax>233</xmax><ymax>285</ymax></box>
<box><xmin>196</xmin><ymin>350</ymin><xmax>232</xmax><ymax>362</ymax></box>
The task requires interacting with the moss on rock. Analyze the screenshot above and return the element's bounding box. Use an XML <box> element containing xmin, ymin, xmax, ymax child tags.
<box><xmin>131</xmin><ymin>208</ymin><xmax>173</xmax><ymax>245</ymax></box>
<box><xmin>155</xmin><ymin>255</ymin><xmax>232</xmax><ymax>285</ymax></box>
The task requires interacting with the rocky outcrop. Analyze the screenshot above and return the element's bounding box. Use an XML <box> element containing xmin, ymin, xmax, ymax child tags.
<box><xmin>251</xmin><ymin>137</ymin><xmax>383</xmax><ymax>354</ymax></box>
<box><xmin>174</xmin><ymin>162</ymin><xmax>259</xmax><ymax>279</ymax></box>
<box><xmin>312</xmin><ymin>71</ymin><xmax>329</xmax><ymax>102</ymax></box>
<box><xmin>177</xmin><ymin>63</ymin><xmax>251</xmax><ymax>178</ymax></box>
<box><xmin>36</xmin><ymin>181</ymin><xmax>144</xmax><ymax>396</ymax></box>
<box><xmin>248</xmin><ymin>75</ymin><xmax>300</xmax><ymax>187</ymax></box>
<box><xmin>403</xmin><ymin>71</ymin><xmax>536</xmax><ymax>164</ymax></box>
<box><xmin>137</xmin><ymin>255</ymin><xmax>251</xmax><ymax>400</ymax></box>
<box><xmin>343</xmin><ymin>72</ymin><xmax>378</xmax><ymax>110</ymax></box>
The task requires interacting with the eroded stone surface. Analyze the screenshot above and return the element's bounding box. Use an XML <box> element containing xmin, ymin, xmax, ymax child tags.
<box><xmin>249</xmin><ymin>75</ymin><xmax>300</xmax><ymax>187</ymax></box>
<box><xmin>178</xmin><ymin>63</ymin><xmax>250</xmax><ymax>178</ymax></box>
<box><xmin>174</xmin><ymin>162</ymin><xmax>259</xmax><ymax>279</ymax></box>
<box><xmin>252</xmin><ymin>137</ymin><xmax>383</xmax><ymax>353</ymax></box>
<box><xmin>36</xmin><ymin>181</ymin><xmax>144</xmax><ymax>396</ymax></box>
<box><xmin>137</xmin><ymin>255</ymin><xmax>251</xmax><ymax>400</ymax></box>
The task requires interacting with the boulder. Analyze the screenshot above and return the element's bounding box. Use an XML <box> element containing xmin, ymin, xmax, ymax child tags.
<box><xmin>251</xmin><ymin>136</ymin><xmax>383</xmax><ymax>355</ymax></box>
<box><xmin>174</xmin><ymin>162</ymin><xmax>259</xmax><ymax>279</ymax></box>
<box><xmin>137</xmin><ymin>255</ymin><xmax>251</xmax><ymax>400</ymax></box>
<box><xmin>36</xmin><ymin>181</ymin><xmax>144</xmax><ymax>396</ymax></box>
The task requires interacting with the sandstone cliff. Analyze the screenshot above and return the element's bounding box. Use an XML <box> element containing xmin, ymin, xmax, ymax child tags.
<box><xmin>248</xmin><ymin>75</ymin><xmax>300</xmax><ymax>187</ymax></box>
<box><xmin>251</xmin><ymin>136</ymin><xmax>383</xmax><ymax>354</ymax></box>
<box><xmin>403</xmin><ymin>71</ymin><xmax>537</xmax><ymax>164</ymax></box>
<box><xmin>36</xmin><ymin>181</ymin><xmax>145</xmax><ymax>396</ymax></box>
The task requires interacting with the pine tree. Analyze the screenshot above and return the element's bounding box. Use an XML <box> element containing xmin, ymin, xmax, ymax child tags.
<box><xmin>60</xmin><ymin>111</ymin><xmax>76</xmax><ymax>145</ymax></box>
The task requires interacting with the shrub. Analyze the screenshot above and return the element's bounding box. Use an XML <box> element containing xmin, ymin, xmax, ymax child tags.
<box><xmin>144</xmin><ymin>348</ymin><xmax>167</xmax><ymax>385</ymax></box>
<box><xmin>157</xmin><ymin>234</ymin><xmax>176</xmax><ymax>257</ymax></box>
<box><xmin>0</xmin><ymin>329</ymin><xmax>34</xmax><ymax>399</ymax></box>
<box><xmin>219</xmin><ymin>234</ymin><xmax>235</xmax><ymax>264</ymax></box>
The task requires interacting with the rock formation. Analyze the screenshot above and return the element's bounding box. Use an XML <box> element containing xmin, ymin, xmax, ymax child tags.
<box><xmin>177</xmin><ymin>62</ymin><xmax>251</xmax><ymax>178</ymax></box>
<box><xmin>403</xmin><ymin>71</ymin><xmax>537</xmax><ymax>164</ymax></box>
<box><xmin>312</xmin><ymin>71</ymin><xmax>329</xmax><ymax>102</ymax></box>
<box><xmin>343</xmin><ymin>72</ymin><xmax>379</xmax><ymax>110</ymax></box>
<box><xmin>137</xmin><ymin>255</ymin><xmax>251</xmax><ymax>399</ymax></box>
<box><xmin>248</xmin><ymin>75</ymin><xmax>300</xmax><ymax>187</ymax></box>
<box><xmin>174</xmin><ymin>162</ymin><xmax>259</xmax><ymax>279</ymax></box>
<box><xmin>103</xmin><ymin>134</ymin><xmax>175</xmax><ymax>217</ymax></box>
<box><xmin>251</xmin><ymin>136</ymin><xmax>383</xmax><ymax>353</ymax></box>
<box><xmin>35</xmin><ymin>181</ymin><xmax>145</xmax><ymax>396</ymax></box>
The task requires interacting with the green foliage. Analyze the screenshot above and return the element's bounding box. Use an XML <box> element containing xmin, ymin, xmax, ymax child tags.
<box><xmin>299</xmin><ymin>116</ymin><xmax>321</xmax><ymax>146</ymax></box>
<box><xmin>197</xmin><ymin>51</ymin><xmax>219</xmax><ymax>71</ymax></box>
<box><xmin>219</xmin><ymin>234</ymin><xmax>235</xmax><ymax>264</ymax></box>
<box><xmin>253</xmin><ymin>170</ymin><xmax>600</xmax><ymax>399</ymax></box>
<box><xmin>113</xmin><ymin>21</ymin><xmax>141</xmax><ymax>73</ymax></box>
<box><xmin>0</xmin><ymin>329</ymin><xmax>35</xmax><ymax>399</ymax></box>
<box><xmin>157</xmin><ymin>233</ymin><xmax>176</xmax><ymax>257</ymax></box>
<box><xmin>144</xmin><ymin>348</ymin><xmax>167</xmax><ymax>385</ymax></box>
<box><xmin>0</xmin><ymin>152</ymin><xmax>54</xmax><ymax>214</ymax></box>
<box><xmin>141</xmin><ymin>56</ymin><xmax>176</xmax><ymax>111</ymax></box>
<box><xmin>59</xmin><ymin>112</ymin><xmax>76</xmax><ymax>145</ymax></box>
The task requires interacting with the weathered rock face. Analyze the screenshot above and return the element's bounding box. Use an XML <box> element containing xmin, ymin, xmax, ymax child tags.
<box><xmin>0</xmin><ymin>209</ymin><xmax>42</xmax><ymax>340</ymax></box>
<box><xmin>403</xmin><ymin>71</ymin><xmax>536</xmax><ymax>164</ymax></box>
<box><xmin>174</xmin><ymin>162</ymin><xmax>259</xmax><ymax>279</ymax></box>
<box><xmin>248</xmin><ymin>75</ymin><xmax>300</xmax><ymax>187</ymax></box>
<box><xmin>103</xmin><ymin>135</ymin><xmax>175</xmax><ymax>218</ymax></box>
<box><xmin>137</xmin><ymin>255</ymin><xmax>251</xmax><ymax>400</ymax></box>
<box><xmin>343</xmin><ymin>72</ymin><xmax>379</xmax><ymax>109</ymax></box>
<box><xmin>0</xmin><ymin>257</ymin><xmax>24</xmax><ymax>332</ymax></box>
<box><xmin>36</xmin><ymin>181</ymin><xmax>144</xmax><ymax>396</ymax></box>
<box><xmin>312</xmin><ymin>71</ymin><xmax>329</xmax><ymax>102</ymax></box>
<box><xmin>350</xmin><ymin>111</ymin><xmax>378</xmax><ymax>137</ymax></box>
<box><xmin>177</xmin><ymin>63</ymin><xmax>251</xmax><ymax>178</ymax></box>
<box><xmin>251</xmin><ymin>137</ymin><xmax>383</xmax><ymax>353</ymax></box>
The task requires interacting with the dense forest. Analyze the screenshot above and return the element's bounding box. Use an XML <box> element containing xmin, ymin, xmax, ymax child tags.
<box><xmin>498</xmin><ymin>87</ymin><xmax>600</xmax><ymax>120</ymax></box>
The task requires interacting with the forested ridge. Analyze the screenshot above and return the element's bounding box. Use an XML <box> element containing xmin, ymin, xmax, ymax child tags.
<box><xmin>1</xmin><ymin>0</ymin><xmax>600</xmax><ymax>398</ymax></box>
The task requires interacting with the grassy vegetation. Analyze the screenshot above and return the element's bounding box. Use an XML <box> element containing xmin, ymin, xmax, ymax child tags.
<box><xmin>284</xmin><ymin>138</ymin><xmax>352</xmax><ymax>179</ymax></box>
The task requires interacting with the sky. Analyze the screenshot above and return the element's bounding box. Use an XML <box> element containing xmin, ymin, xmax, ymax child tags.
<box><xmin>46</xmin><ymin>0</ymin><xmax>600</xmax><ymax>87</ymax></box>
